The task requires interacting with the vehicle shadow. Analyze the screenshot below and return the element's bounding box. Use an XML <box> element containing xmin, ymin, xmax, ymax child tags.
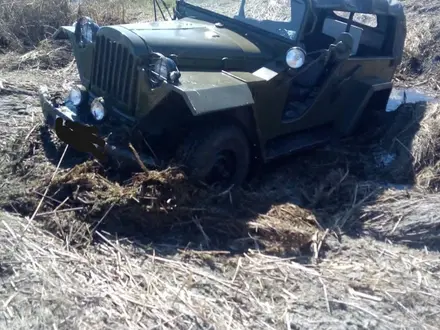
<box><xmin>248</xmin><ymin>99</ymin><xmax>440</xmax><ymax>253</ymax></box>
<box><xmin>27</xmin><ymin>99</ymin><xmax>440</xmax><ymax>261</ymax></box>
<box><xmin>39</xmin><ymin>124</ymin><xmax>94</xmax><ymax>169</ymax></box>
<box><xmin>298</xmin><ymin>99</ymin><xmax>440</xmax><ymax>252</ymax></box>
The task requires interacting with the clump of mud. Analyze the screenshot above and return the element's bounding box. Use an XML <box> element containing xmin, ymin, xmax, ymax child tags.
<box><xmin>0</xmin><ymin>124</ymin><xmax>321</xmax><ymax>254</ymax></box>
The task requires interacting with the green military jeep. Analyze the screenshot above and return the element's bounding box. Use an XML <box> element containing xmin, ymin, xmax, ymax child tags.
<box><xmin>39</xmin><ymin>0</ymin><xmax>406</xmax><ymax>186</ymax></box>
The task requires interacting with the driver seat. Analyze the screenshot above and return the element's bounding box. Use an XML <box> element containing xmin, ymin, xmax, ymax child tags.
<box><xmin>294</xmin><ymin>31</ymin><xmax>355</xmax><ymax>89</ymax></box>
<box><xmin>285</xmin><ymin>32</ymin><xmax>355</xmax><ymax>116</ymax></box>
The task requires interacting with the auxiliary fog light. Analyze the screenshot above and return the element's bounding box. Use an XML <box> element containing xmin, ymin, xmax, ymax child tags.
<box><xmin>90</xmin><ymin>97</ymin><xmax>106</xmax><ymax>121</ymax></box>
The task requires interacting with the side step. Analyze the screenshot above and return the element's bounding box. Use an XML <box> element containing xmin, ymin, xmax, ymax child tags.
<box><xmin>265</xmin><ymin>125</ymin><xmax>332</xmax><ymax>160</ymax></box>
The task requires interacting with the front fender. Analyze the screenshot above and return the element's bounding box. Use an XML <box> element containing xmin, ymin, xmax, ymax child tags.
<box><xmin>52</xmin><ymin>25</ymin><xmax>95</xmax><ymax>85</ymax></box>
<box><xmin>52</xmin><ymin>26</ymin><xmax>76</xmax><ymax>40</ymax></box>
<box><xmin>169</xmin><ymin>71</ymin><xmax>255</xmax><ymax>115</ymax></box>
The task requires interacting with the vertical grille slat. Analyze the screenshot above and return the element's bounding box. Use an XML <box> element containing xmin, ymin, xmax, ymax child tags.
<box><xmin>90</xmin><ymin>35</ymin><xmax>138</xmax><ymax>115</ymax></box>
<box><xmin>129</xmin><ymin>59</ymin><xmax>138</xmax><ymax>109</ymax></box>
<box><xmin>102</xmin><ymin>38</ymin><xmax>110</xmax><ymax>92</ymax></box>
<box><xmin>106</xmin><ymin>41</ymin><xmax>115</xmax><ymax>92</ymax></box>
<box><xmin>92</xmin><ymin>38</ymin><xmax>99</xmax><ymax>85</ymax></box>
<box><xmin>98</xmin><ymin>36</ymin><xmax>105</xmax><ymax>88</ymax></box>
<box><xmin>124</xmin><ymin>55</ymin><xmax>133</xmax><ymax>104</ymax></box>
<box><xmin>114</xmin><ymin>44</ymin><xmax>122</xmax><ymax>97</ymax></box>
<box><xmin>118</xmin><ymin>48</ymin><xmax>128</xmax><ymax>101</ymax></box>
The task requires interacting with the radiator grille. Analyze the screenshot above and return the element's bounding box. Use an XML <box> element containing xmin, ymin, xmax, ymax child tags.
<box><xmin>91</xmin><ymin>35</ymin><xmax>139</xmax><ymax>113</ymax></box>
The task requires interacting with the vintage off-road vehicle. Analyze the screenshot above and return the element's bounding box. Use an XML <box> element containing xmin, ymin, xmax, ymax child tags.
<box><xmin>39</xmin><ymin>0</ymin><xmax>406</xmax><ymax>186</ymax></box>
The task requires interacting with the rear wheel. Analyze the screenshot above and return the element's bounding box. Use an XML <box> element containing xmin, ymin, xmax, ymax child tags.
<box><xmin>176</xmin><ymin>125</ymin><xmax>250</xmax><ymax>187</ymax></box>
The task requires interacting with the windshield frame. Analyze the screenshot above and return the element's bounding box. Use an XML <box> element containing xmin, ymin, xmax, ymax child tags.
<box><xmin>177</xmin><ymin>0</ymin><xmax>310</xmax><ymax>44</ymax></box>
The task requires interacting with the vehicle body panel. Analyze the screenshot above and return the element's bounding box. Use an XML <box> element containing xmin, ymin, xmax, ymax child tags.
<box><xmin>311</xmin><ymin>0</ymin><xmax>406</xmax><ymax>63</ymax></box>
<box><xmin>276</xmin><ymin>57</ymin><xmax>396</xmax><ymax>134</ymax></box>
<box><xmin>332</xmin><ymin>78</ymin><xmax>393</xmax><ymax>136</ymax></box>
<box><xmin>42</xmin><ymin>0</ymin><xmax>407</xmax><ymax>170</ymax></box>
<box><xmin>169</xmin><ymin>71</ymin><xmax>255</xmax><ymax>114</ymax></box>
<box><xmin>122</xmin><ymin>19</ymin><xmax>264</xmax><ymax>58</ymax></box>
<box><xmin>53</xmin><ymin>26</ymin><xmax>94</xmax><ymax>84</ymax></box>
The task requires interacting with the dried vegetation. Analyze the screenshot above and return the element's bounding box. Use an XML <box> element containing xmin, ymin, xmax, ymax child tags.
<box><xmin>396</xmin><ymin>0</ymin><xmax>440</xmax><ymax>90</ymax></box>
<box><xmin>0</xmin><ymin>0</ymin><xmax>157</xmax><ymax>69</ymax></box>
<box><xmin>1</xmin><ymin>0</ymin><xmax>440</xmax><ymax>329</ymax></box>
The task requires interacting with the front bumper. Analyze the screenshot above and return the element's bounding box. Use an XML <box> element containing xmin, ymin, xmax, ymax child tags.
<box><xmin>38</xmin><ymin>86</ymin><xmax>156</xmax><ymax>167</ymax></box>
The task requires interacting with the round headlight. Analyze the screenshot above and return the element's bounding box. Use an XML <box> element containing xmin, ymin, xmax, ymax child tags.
<box><xmin>75</xmin><ymin>16</ymin><xmax>100</xmax><ymax>46</ymax></box>
<box><xmin>154</xmin><ymin>59</ymin><xmax>169</xmax><ymax>80</ymax></box>
<box><xmin>151</xmin><ymin>54</ymin><xmax>180</xmax><ymax>84</ymax></box>
<box><xmin>69</xmin><ymin>86</ymin><xmax>83</xmax><ymax>106</ymax></box>
<box><xmin>286</xmin><ymin>47</ymin><xmax>306</xmax><ymax>69</ymax></box>
<box><xmin>91</xmin><ymin>97</ymin><xmax>106</xmax><ymax>121</ymax></box>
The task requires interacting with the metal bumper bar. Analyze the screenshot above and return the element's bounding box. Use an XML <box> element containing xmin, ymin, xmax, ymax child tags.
<box><xmin>38</xmin><ymin>87</ymin><xmax>157</xmax><ymax>167</ymax></box>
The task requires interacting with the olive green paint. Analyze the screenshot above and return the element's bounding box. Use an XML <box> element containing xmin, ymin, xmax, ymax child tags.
<box><xmin>52</xmin><ymin>0</ymin><xmax>406</xmax><ymax>163</ymax></box>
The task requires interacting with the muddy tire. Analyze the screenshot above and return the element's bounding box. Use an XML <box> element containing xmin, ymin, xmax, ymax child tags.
<box><xmin>176</xmin><ymin>125</ymin><xmax>250</xmax><ymax>187</ymax></box>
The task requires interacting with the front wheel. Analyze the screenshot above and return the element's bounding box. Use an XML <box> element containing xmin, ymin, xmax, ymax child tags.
<box><xmin>176</xmin><ymin>125</ymin><xmax>251</xmax><ymax>187</ymax></box>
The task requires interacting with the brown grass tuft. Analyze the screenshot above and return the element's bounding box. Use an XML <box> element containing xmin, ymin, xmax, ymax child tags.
<box><xmin>380</xmin><ymin>102</ymin><xmax>440</xmax><ymax>190</ymax></box>
<box><xmin>0</xmin><ymin>0</ymin><xmax>157</xmax><ymax>54</ymax></box>
<box><xmin>397</xmin><ymin>9</ymin><xmax>440</xmax><ymax>87</ymax></box>
<box><xmin>0</xmin><ymin>0</ymin><xmax>72</xmax><ymax>51</ymax></box>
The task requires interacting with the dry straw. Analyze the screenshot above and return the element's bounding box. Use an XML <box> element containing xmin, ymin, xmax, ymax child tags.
<box><xmin>1</xmin><ymin>210</ymin><xmax>440</xmax><ymax>329</ymax></box>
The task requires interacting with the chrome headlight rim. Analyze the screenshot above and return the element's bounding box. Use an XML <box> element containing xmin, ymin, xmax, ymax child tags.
<box><xmin>75</xmin><ymin>16</ymin><xmax>100</xmax><ymax>46</ymax></box>
<box><xmin>149</xmin><ymin>52</ymin><xmax>181</xmax><ymax>86</ymax></box>
<box><xmin>285</xmin><ymin>46</ymin><xmax>306</xmax><ymax>69</ymax></box>
<box><xmin>153</xmin><ymin>57</ymin><xmax>170</xmax><ymax>81</ymax></box>
<box><xmin>90</xmin><ymin>97</ymin><xmax>106</xmax><ymax>121</ymax></box>
<box><xmin>68</xmin><ymin>84</ymin><xmax>87</xmax><ymax>107</ymax></box>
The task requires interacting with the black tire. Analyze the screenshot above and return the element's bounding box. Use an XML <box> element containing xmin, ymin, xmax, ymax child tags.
<box><xmin>176</xmin><ymin>125</ymin><xmax>250</xmax><ymax>187</ymax></box>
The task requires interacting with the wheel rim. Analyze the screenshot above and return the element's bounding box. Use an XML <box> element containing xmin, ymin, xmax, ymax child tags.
<box><xmin>206</xmin><ymin>150</ymin><xmax>237</xmax><ymax>185</ymax></box>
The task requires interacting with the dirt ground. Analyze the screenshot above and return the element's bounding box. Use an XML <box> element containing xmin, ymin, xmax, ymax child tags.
<box><xmin>1</xmin><ymin>0</ymin><xmax>440</xmax><ymax>329</ymax></box>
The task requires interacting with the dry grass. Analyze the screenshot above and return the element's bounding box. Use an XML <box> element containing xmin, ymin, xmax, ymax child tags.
<box><xmin>0</xmin><ymin>0</ymin><xmax>160</xmax><ymax>58</ymax></box>
<box><xmin>1</xmin><ymin>209</ymin><xmax>440</xmax><ymax>330</ymax></box>
<box><xmin>378</xmin><ymin>102</ymin><xmax>440</xmax><ymax>189</ymax></box>
<box><xmin>0</xmin><ymin>0</ymin><xmax>72</xmax><ymax>51</ymax></box>
<box><xmin>396</xmin><ymin>1</ymin><xmax>440</xmax><ymax>89</ymax></box>
<box><xmin>362</xmin><ymin>189</ymin><xmax>440</xmax><ymax>247</ymax></box>
<box><xmin>0</xmin><ymin>0</ymin><xmax>170</xmax><ymax>71</ymax></box>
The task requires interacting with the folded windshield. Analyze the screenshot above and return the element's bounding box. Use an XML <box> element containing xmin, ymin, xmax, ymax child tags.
<box><xmin>183</xmin><ymin>0</ymin><xmax>306</xmax><ymax>41</ymax></box>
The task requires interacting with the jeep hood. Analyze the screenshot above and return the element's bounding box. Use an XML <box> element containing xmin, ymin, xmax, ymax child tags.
<box><xmin>118</xmin><ymin>18</ymin><xmax>272</xmax><ymax>68</ymax></box>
